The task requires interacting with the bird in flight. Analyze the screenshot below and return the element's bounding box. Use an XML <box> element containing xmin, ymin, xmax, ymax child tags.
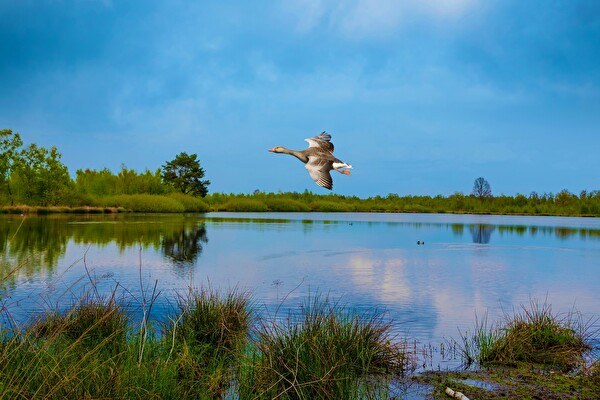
<box><xmin>268</xmin><ymin>132</ymin><xmax>352</xmax><ymax>190</ymax></box>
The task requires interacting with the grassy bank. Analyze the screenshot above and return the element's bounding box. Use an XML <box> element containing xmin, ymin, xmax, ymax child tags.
<box><xmin>0</xmin><ymin>290</ymin><xmax>408</xmax><ymax>399</ymax></box>
<box><xmin>3</xmin><ymin>190</ymin><xmax>600</xmax><ymax>216</ymax></box>
<box><xmin>1</xmin><ymin>285</ymin><xmax>597</xmax><ymax>399</ymax></box>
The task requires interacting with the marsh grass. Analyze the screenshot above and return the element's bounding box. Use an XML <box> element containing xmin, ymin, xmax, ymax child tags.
<box><xmin>97</xmin><ymin>194</ymin><xmax>187</xmax><ymax>213</ymax></box>
<box><xmin>167</xmin><ymin>192</ymin><xmax>210</xmax><ymax>212</ymax></box>
<box><xmin>166</xmin><ymin>287</ymin><xmax>252</xmax><ymax>397</ymax></box>
<box><xmin>455</xmin><ymin>300</ymin><xmax>596</xmax><ymax>371</ymax></box>
<box><xmin>239</xmin><ymin>296</ymin><xmax>408</xmax><ymax>399</ymax></box>
<box><xmin>219</xmin><ymin>198</ymin><xmax>269</xmax><ymax>212</ymax></box>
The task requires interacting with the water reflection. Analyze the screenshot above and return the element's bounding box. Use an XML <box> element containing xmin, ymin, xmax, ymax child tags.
<box><xmin>0</xmin><ymin>215</ymin><xmax>209</xmax><ymax>280</ymax></box>
<box><xmin>162</xmin><ymin>224</ymin><xmax>208</xmax><ymax>267</ymax></box>
<box><xmin>469</xmin><ymin>224</ymin><xmax>495</xmax><ymax>244</ymax></box>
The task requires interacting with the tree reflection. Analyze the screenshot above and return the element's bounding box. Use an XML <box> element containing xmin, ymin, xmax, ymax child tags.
<box><xmin>0</xmin><ymin>215</ymin><xmax>209</xmax><ymax>280</ymax></box>
<box><xmin>469</xmin><ymin>224</ymin><xmax>495</xmax><ymax>244</ymax></box>
<box><xmin>161</xmin><ymin>223</ymin><xmax>208</xmax><ymax>267</ymax></box>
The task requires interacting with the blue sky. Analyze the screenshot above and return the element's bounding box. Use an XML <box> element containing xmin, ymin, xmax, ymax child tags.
<box><xmin>1</xmin><ymin>0</ymin><xmax>599</xmax><ymax>197</ymax></box>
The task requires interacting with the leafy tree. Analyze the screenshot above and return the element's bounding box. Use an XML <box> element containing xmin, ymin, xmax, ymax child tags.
<box><xmin>12</xmin><ymin>143</ymin><xmax>71</xmax><ymax>205</ymax></box>
<box><xmin>161</xmin><ymin>152</ymin><xmax>210</xmax><ymax>197</ymax></box>
<box><xmin>472</xmin><ymin>177</ymin><xmax>492</xmax><ymax>200</ymax></box>
<box><xmin>0</xmin><ymin>129</ymin><xmax>23</xmax><ymax>204</ymax></box>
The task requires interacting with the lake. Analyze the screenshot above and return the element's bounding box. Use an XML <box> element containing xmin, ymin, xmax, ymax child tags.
<box><xmin>1</xmin><ymin>212</ymin><xmax>599</xmax><ymax>369</ymax></box>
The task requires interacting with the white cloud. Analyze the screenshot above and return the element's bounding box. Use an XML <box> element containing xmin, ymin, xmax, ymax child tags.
<box><xmin>281</xmin><ymin>0</ymin><xmax>479</xmax><ymax>38</ymax></box>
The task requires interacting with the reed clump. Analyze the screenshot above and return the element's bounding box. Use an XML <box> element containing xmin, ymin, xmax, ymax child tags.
<box><xmin>0</xmin><ymin>296</ymin><xmax>129</xmax><ymax>398</ymax></box>
<box><xmin>239</xmin><ymin>297</ymin><xmax>407</xmax><ymax>399</ymax></box>
<box><xmin>457</xmin><ymin>301</ymin><xmax>595</xmax><ymax>371</ymax></box>
<box><xmin>31</xmin><ymin>296</ymin><xmax>128</xmax><ymax>356</ymax></box>
<box><xmin>167</xmin><ymin>287</ymin><xmax>252</xmax><ymax>397</ymax></box>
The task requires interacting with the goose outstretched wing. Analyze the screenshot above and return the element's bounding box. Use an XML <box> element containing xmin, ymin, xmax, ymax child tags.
<box><xmin>305</xmin><ymin>131</ymin><xmax>334</xmax><ymax>152</ymax></box>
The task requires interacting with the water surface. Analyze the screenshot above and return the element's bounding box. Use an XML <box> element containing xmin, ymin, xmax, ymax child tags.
<box><xmin>1</xmin><ymin>212</ymin><xmax>599</xmax><ymax>368</ymax></box>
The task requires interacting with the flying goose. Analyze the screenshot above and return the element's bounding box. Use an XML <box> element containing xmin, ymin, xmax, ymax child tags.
<box><xmin>268</xmin><ymin>132</ymin><xmax>352</xmax><ymax>190</ymax></box>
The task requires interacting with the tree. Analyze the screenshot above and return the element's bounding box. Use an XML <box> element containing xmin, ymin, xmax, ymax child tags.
<box><xmin>0</xmin><ymin>129</ymin><xmax>23</xmax><ymax>204</ymax></box>
<box><xmin>12</xmin><ymin>143</ymin><xmax>72</xmax><ymax>205</ymax></box>
<box><xmin>161</xmin><ymin>152</ymin><xmax>210</xmax><ymax>197</ymax></box>
<box><xmin>472</xmin><ymin>177</ymin><xmax>492</xmax><ymax>200</ymax></box>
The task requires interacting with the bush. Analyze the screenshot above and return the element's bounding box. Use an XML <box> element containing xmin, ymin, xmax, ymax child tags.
<box><xmin>167</xmin><ymin>193</ymin><xmax>210</xmax><ymax>213</ymax></box>
<box><xmin>310</xmin><ymin>201</ymin><xmax>353</xmax><ymax>212</ymax></box>
<box><xmin>265</xmin><ymin>198</ymin><xmax>310</xmax><ymax>212</ymax></box>
<box><xmin>220</xmin><ymin>198</ymin><xmax>268</xmax><ymax>212</ymax></box>
<box><xmin>96</xmin><ymin>194</ymin><xmax>186</xmax><ymax>213</ymax></box>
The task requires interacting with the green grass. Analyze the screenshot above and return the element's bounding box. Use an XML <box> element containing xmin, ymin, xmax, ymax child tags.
<box><xmin>166</xmin><ymin>192</ymin><xmax>210</xmax><ymax>212</ymax></box>
<box><xmin>454</xmin><ymin>300</ymin><xmax>595</xmax><ymax>371</ymax></box>
<box><xmin>96</xmin><ymin>194</ymin><xmax>186</xmax><ymax>212</ymax></box>
<box><xmin>238</xmin><ymin>296</ymin><xmax>407</xmax><ymax>399</ymax></box>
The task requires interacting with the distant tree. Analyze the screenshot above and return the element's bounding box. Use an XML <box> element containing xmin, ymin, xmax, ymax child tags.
<box><xmin>0</xmin><ymin>129</ymin><xmax>23</xmax><ymax>204</ymax></box>
<box><xmin>472</xmin><ymin>177</ymin><xmax>492</xmax><ymax>200</ymax></box>
<box><xmin>161</xmin><ymin>152</ymin><xmax>210</xmax><ymax>197</ymax></box>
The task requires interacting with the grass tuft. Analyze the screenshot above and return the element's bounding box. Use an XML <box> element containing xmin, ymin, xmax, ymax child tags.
<box><xmin>167</xmin><ymin>287</ymin><xmax>252</xmax><ymax>398</ymax></box>
<box><xmin>239</xmin><ymin>295</ymin><xmax>407</xmax><ymax>399</ymax></box>
<box><xmin>455</xmin><ymin>300</ymin><xmax>595</xmax><ymax>371</ymax></box>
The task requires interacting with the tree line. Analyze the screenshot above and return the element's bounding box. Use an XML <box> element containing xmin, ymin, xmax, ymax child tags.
<box><xmin>1</xmin><ymin>129</ymin><xmax>599</xmax><ymax>216</ymax></box>
<box><xmin>0</xmin><ymin>129</ymin><xmax>209</xmax><ymax>206</ymax></box>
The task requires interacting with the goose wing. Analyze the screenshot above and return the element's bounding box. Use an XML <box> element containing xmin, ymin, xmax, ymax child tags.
<box><xmin>305</xmin><ymin>156</ymin><xmax>333</xmax><ymax>190</ymax></box>
<box><xmin>305</xmin><ymin>131</ymin><xmax>334</xmax><ymax>152</ymax></box>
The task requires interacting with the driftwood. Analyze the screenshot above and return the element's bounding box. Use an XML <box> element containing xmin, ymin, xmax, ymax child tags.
<box><xmin>445</xmin><ymin>387</ymin><xmax>470</xmax><ymax>400</ymax></box>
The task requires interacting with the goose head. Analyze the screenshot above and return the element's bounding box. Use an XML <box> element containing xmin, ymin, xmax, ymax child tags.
<box><xmin>268</xmin><ymin>146</ymin><xmax>285</xmax><ymax>153</ymax></box>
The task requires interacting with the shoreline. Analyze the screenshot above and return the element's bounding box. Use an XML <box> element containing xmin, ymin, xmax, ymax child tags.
<box><xmin>1</xmin><ymin>204</ymin><xmax>598</xmax><ymax>218</ymax></box>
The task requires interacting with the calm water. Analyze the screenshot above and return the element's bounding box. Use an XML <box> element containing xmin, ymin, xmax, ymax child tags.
<box><xmin>1</xmin><ymin>212</ymin><xmax>599</xmax><ymax>368</ymax></box>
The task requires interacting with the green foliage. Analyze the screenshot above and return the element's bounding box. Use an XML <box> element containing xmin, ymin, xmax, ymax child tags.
<box><xmin>203</xmin><ymin>190</ymin><xmax>600</xmax><ymax>216</ymax></box>
<box><xmin>2</xmin><ymin>129</ymin><xmax>600</xmax><ymax>216</ymax></box>
<box><xmin>166</xmin><ymin>192</ymin><xmax>210</xmax><ymax>212</ymax></box>
<box><xmin>162</xmin><ymin>152</ymin><xmax>210</xmax><ymax>197</ymax></box>
<box><xmin>10</xmin><ymin>143</ymin><xmax>72</xmax><ymax>206</ymax></box>
<box><xmin>96</xmin><ymin>194</ymin><xmax>186</xmax><ymax>212</ymax></box>
<box><xmin>75</xmin><ymin>166</ymin><xmax>167</xmax><ymax>197</ymax></box>
<box><xmin>0</xmin><ymin>129</ymin><xmax>23</xmax><ymax>205</ymax></box>
<box><xmin>219</xmin><ymin>198</ymin><xmax>269</xmax><ymax>212</ymax></box>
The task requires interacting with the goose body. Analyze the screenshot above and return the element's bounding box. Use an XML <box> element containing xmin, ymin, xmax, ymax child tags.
<box><xmin>268</xmin><ymin>132</ymin><xmax>352</xmax><ymax>190</ymax></box>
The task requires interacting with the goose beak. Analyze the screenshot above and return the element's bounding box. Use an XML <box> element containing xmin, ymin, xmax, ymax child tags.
<box><xmin>268</xmin><ymin>147</ymin><xmax>275</xmax><ymax>152</ymax></box>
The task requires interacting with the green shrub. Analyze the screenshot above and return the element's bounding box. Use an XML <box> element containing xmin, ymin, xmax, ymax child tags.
<box><xmin>220</xmin><ymin>198</ymin><xmax>268</xmax><ymax>212</ymax></box>
<box><xmin>167</xmin><ymin>193</ymin><xmax>210</xmax><ymax>212</ymax></box>
<box><xmin>265</xmin><ymin>198</ymin><xmax>310</xmax><ymax>212</ymax></box>
<box><xmin>96</xmin><ymin>194</ymin><xmax>185</xmax><ymax>212</ymax></box>
<box><xmin>310</xmin><ymin>201</ymin><xmax>353</xmax><ymax>212</ymax></box>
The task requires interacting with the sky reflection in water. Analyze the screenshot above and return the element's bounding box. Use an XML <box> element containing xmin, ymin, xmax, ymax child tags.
<box><xmin>1</xmin><ymin>212</ymin><xmax>599</xmax><ymax>368</ymax></box>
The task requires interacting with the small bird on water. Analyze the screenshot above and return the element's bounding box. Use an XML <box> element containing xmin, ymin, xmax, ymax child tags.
<box><xmin>268</xmin><ymin>132</ymin><xmax>352</xmax><ymax>190</ymax></box>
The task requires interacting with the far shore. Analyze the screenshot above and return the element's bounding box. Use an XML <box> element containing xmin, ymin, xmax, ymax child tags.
<box><xmin>1</xmin><ymin>203</ymin><xmax>598</xmax><ymax>218</ymax></box>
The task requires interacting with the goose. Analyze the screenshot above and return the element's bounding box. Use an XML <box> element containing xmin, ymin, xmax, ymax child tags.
<box><xmin>268</xmin><ymin>132</ymin><xmax>352</xmax><ymax>190</ymax></box>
